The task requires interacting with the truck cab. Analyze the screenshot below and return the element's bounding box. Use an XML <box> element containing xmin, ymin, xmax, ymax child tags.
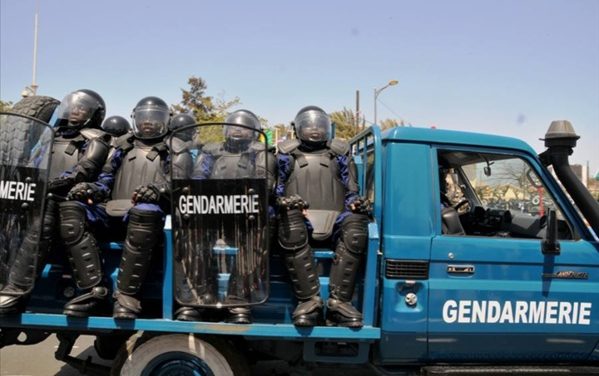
<box><xmin>376</xmin><ymin>126</ymin><xmax>599</xmax><ymax>366</ymax></box>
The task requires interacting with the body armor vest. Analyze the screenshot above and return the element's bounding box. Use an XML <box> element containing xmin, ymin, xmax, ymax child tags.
<box><xmin>49</xmin><ymin>129</ymin><xmax>107</xmax><ymax>180</ymax></box>
<box><xmin>207</xmin><ymin>141</ymin><xmax>267</xmax><ymax>179</ymax></box>
<box><xmin>284</xmin><ymin>146</ymin><xmax>346</xmax><ymax>212</ymax></box>
<box><xmin>111</xmin><ymin>140</ymin><xmax>168</xmax><ymax>200</ymax></box>
<box><xmin>49</xmin><ymin>137</ymin><xmax>83</xmax><ymax>179</ymax></box>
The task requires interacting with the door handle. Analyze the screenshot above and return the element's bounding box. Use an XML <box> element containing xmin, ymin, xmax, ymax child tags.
<box><xmin>447</xmin><ymin>264</ymin><xmax>475</xmax><ymax>274</ymax></box>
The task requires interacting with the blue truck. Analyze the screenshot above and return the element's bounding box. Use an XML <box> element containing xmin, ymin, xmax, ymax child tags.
<box><xmin>1</xmin><ymin>105</ymin><xmax>598</xmax><ymax>375</ymax></box>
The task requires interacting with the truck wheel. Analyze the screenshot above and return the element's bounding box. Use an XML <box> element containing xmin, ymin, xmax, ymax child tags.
<box><xmin>9</xmin><ymin>95</ymin><xmax>60</xmax><ymax>123</ymax></box>
<box><xmin>112</xmin><ymin>333</ymin><xmax>249</xmax><ymax>376</ymax></box>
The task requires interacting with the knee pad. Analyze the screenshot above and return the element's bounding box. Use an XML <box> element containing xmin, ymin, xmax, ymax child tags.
<box><xmin>59</xmin><ymin>201</ymin><xmax>87</xmax><ymax>245</ymax></box>
<box><xmin>126</xmin><ymin>207</ymin><xmax>164</xmax><ymax>250</ymax></box>
<box><xmin>278</xmin><ymin>209</ymin><xmax>309</xmax><ymax>252</ymax></box>
<box><xmin>340</xmin><ymin>214</ymin><xmax>369</xmax><ymax>255</ymax></box>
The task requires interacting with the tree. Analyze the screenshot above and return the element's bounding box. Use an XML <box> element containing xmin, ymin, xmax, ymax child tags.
<box><xmin>330</xmin><ymin>107</ymin><xmax>363</xmax><ymax>140</ymax></box>
<box><xmin>0</xmin><ymin>100</ymin><xmax>13</xmax><ymax>112</ymax></box>
<box><xmin>172</xmin><ymin>76</ymin><xmax>240</xmax><ymax>143</ymax></box>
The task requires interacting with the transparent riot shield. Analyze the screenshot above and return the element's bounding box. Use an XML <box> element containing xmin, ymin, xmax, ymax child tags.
<box><xmin>0</xmin><ymin>113</ymin><xmax>54</xmax><ymax>289</ymax></box>
<box><xmin>171</xmin><ymin>123</ymin><xmax>270</xmax><ymax>308</ymax></box>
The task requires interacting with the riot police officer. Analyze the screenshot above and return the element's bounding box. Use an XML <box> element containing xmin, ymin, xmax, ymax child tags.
<box><xmin>276</xmin><ymin>106</ymin><xmax>369</xmax><ymax>328</ymax></box>
<box><xmin>175</xmin><ymin>109</ymin><xmax>275</xmax><ymax>324</ymax></box>
<box><xmin>101</xmin><ymin>115</ymin><xmax>130</xmax><ymax>138</ymax></box>
<box><xmin>0</xmin><ymin>89</ymin><xmax>110</xmax><ymax>314</ymax></box>
<box><xmin>60</xmin><ymin>96</ymin><xmax>192</xmax><ymax>319</ymax></box>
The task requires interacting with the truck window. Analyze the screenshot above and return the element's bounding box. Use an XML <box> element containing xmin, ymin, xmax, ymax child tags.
<box><xmin>438</xmin><ymin>150</ymin><xmax>577</xmax><ymax>240</ymax></box>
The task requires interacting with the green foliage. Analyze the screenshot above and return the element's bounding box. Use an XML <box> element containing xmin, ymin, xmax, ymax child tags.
<box><xmin>172</xmin><ymin>76</ymin><xmax>241</xmax><ymax>144</ymax></box>
<box><xmin>0</xmin><ymin>100</ymin><xmax>13</xmax><ymax>112</ymax></box>
<box><xmin>330</xmin><ymin>107</ymin><xmax>363</xmax><ymax>140</ymax></box>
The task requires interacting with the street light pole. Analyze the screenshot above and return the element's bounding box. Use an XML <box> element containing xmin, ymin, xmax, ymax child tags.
<box><xmin>373</xmin><ymin>79</ymin><xmax>398</xmax><ymax>125</ymax></box>
<box><xmin>21</xmin><ymin>1</ymin><xmax>39</xmax><ymax>98</ymax></box>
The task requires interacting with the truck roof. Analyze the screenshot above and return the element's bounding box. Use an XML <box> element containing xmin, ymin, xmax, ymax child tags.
<box><xmin>382</xmin><ymin>126</ymin><xmax>537</xmax><ymax>156</ymax></box>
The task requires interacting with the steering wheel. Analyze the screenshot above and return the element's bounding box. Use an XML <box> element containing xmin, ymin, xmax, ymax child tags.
<box><xmin>453</xmin><ymin>198</ymin><xmax>472</xmax><ymax>212</ymax></box>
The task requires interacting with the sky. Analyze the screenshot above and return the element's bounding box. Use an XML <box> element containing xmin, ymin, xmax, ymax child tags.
<box><xmin>1</xmin><ymin>0</ymin><xmax>598</xmax><ymax>172</ymax></box>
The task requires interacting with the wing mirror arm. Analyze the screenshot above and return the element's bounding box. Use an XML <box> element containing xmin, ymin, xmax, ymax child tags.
<box><xmin>542</xmin><ymin>209</ymin><xmax>560</xmax><ymax>255</ymax></box>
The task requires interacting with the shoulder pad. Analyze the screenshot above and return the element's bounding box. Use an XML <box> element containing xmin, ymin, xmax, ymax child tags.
<box><xmin>168</xmin><ymin>137</ymin><xmax>189</xmax><ymax>154</ymax></box>
<box><xmin>249</xmin><ymin>141</ymin><xmax>270</xmax><ymax>153</ymax></box>
<box><xmin>277</xmin><ymin>139</ymin><xmax>300</xmax><ymax>154</ymax></box>
<box><xmin>201</xmin><ymin>142</ymin><xmax>223</xmax><ymax>156</ymax></box>
<box><xmin>328</xmin><ymin>139</ymin><xmax>350</xmax><ymax>156</ymax></box>
<box><xmin>115</xmin><ymin>133</ymin><xmax>135</xmax><ymax>150</ymax></box>
<box><xmin>80</xmin><ymin>128</ymin><xmax>106</xmax><ymax>140</ymax></box>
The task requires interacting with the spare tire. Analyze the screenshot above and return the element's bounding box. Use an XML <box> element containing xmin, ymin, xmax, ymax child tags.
<box><xmin>0</xmin><ymin>96</ymin><xmax>60</xmax><ymax>164</ymax></box>
<box><xmin>9</xmin><ymin>95</ymin><xmax>60</xmax><ymax>123</ymax></box>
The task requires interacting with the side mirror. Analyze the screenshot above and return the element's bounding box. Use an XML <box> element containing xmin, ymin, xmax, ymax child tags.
<box><xmin>542</xmin><ymin>209</ymin><xmax>560</xmax><ymax>255</ymax></box>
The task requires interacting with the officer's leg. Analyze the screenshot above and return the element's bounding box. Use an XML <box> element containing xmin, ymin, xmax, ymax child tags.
<box><xmin>326</xmin><ymin>213</ymin><xmax>369</xmax><ymax>328</ymax></box>
<box><xmin>0</xmin><ymin>199</ymin><xmax>57</xmax><ymax>314</ymax></box>
<box><xmin>175</xmin><ymin>217</ymin><xmax>216</xmax><ymax>321</ymax></box>
<box><xmin>279</xmin><ymin>208</ymin><xmax>323</xmax><ymax>327</ymax></box>
<box><xmin>60</xmin><ymin>202</ymin><xmax>108</xmax><ymax>317</ymax></box>
<box><xmin>113</xmin><ymin>206</ymin><xmax>164</xmax><ymax>319</ymax></box>
<box><xmin>224</xmin><ymin>259</ymin><xmax>252</xmax><ymax>324</ymax></box>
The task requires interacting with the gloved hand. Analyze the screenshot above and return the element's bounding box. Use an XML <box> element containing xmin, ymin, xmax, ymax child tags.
<box><xmin>349</xmin><ymin>196</ymin><xmax>372</xmax><ymax>215</ymax></box>
<box><xmin>132</xmin><ymin>184</ymin><xmax>161</xmax><ymax>204</ymax></box>
<box><xmin>276</xmin><ymin>194</ymin><xmax>309</xmax><ymax>211</ymax></box>
<box><xmin>67</xmin><ymin>182</ymin><xmax>106</xmax><ymax>204</ymax></box>
<box><xmin>48</xmin><ymin>177</ymin><xmax>75</xmax><ymax>196</ymax></box>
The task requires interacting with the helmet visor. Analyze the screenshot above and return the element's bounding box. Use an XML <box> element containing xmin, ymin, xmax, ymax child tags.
<box><xmin>54</xmin><ymin>92</ymin><xmax>101</xmax><ymax>127</ymax></box>
<box><xmin>295</xmin><ymin>110</ymin><xmax>331</xmax><ymax>143</ymax></box>
<box><xmin>132</xmin><ymin>108</ymin><xmax>169</xmax><ymax>139</ymax></box>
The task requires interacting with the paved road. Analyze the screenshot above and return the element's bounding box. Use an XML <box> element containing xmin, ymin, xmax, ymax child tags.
<box><xmin>0</xmin><ymin>335</ymin><xmax>377</xmax><ymax>376</ymax></box>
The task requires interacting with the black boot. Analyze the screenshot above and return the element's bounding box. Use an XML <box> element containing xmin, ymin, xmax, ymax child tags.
<box><xmin>64</xmin><ymin>286</ymin><xmax>109</xmax><ymax>317</ymax></box>
<box><xmin>0</xmin><ymin>236</ymin><xmax>40</xmax><ymax>314</ymax></box>
<box><xmin>60</xmin><ymin>202</ymin><xmax>107</xmax><ymax>317</ymax></box>
<box><xmin>284</xmin><ymin>244</ymin><xmax>324</xmax><ymax>326</ymax></box>
<box><xmin>325</xmin><ymin>214</ymin><xmax>368</xmax><ymax>328</ymax></box>
<box><xmin>226</xmin><ymin>306</ymin><xmax>252</xmax><ymax>324</ymax></box>
<box><xmin>175</xmin><ymin>306</ymin><xmax>203</xmax><ymax>321</ymax></box>
<box><xmin>112</xmin><ymin>207</ymin><xmax>163</xmax><ymax>319</ymax></box>
<box><xmin>224</xmin><ymin>269</ymin><xmax>252</xmax><ymax>324</ymax></box>
<box><xmin>0</xmin><ymin>200</ymin><xmax>56</xmax><ymax>314</ymax></box>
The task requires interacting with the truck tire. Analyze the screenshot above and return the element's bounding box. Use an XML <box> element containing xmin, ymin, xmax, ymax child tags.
<box><xmin>9</xmin><ymin>95</ymin><xmax>60</xmax><ymax>123</ymax></box>
<box><xmin>112</xmin><ymin>333</ymin><xmax>249</xmax><ymax>376</ymax></box>
<box><xmin>0</xmin><ymin>95</ymin><xmax>59</xmax><ymax>164</ymax></box>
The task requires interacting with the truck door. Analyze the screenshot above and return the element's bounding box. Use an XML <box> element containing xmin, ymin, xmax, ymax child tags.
<box><xmin>428</xmin><ymin>148</ymin><xmax>599</xmax><ymax>361</ymax></box>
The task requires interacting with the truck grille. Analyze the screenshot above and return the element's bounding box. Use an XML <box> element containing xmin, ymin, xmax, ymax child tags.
<box><xmin>385</xmin><ymin>260</ymin><xmax>429</xmax><ymax>279</ymax></box>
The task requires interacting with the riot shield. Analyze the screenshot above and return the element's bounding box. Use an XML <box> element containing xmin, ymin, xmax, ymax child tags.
<box><xmin>171</xmin><ymin>123</ymin><xmax>270</xmax><ymax>308</ymax></box>
<box><xmin>0</xmin><ymin>113</ymin><xmax>53</xmax><ymax>289</ymax></box>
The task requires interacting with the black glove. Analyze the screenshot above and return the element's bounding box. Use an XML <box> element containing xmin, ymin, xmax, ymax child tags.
<box><xmin>276</xmin><ymin>194</ymin><xmax>309</xmax><ymax>211</ymax></box>
<box><xmin>132</xmin><ymin>184</ymin><xmax>161</xmax><ymax>204</ymax></box>
<box><xmin>350</xmin><ymin>196</ymin><xmax>372</xmax><ymax>215</ymax></box>
<box><xmin>67</xmin><ymin>182</ymin><xmax>106</xmax><ymax>204</ymax></box>
<box><xmin>48</xmin><ymin>177</ymin><xmax>75</xmax><ymax>196</ymax></box>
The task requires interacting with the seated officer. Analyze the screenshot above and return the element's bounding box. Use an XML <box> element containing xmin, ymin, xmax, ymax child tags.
<box><xmin>276</xmin><ymin>106</ymin><xmax>370</xmax><ymax>328</ymax></box>
<box><xmin>175</xmin><ymin>109</ymin><xmax>276</xmax><ymax>324</ymax></box>
<box><xmin>60</xmin><ymin>96</ymin><xmax>192</xmax><ymax>319</ymax></box>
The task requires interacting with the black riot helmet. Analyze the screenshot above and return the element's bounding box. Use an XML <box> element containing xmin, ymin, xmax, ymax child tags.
<box><xmin>54</xmin><ymin>89</ymin><xmax>106</xmax><ymax>129</ymax></box>
<box><xmin>224</xmin><ymin>109</ymin><xmax>261</xmax><ymax>151</ymax></box>
<box><xmin>169</xmin><ymin>113</ymin><xmax>196</xmax><ymax>142</ymax></box>
<box><xmin>131</xmin><ymin>96</ymin><xmax>170</xmax><ymax>140</ymax></box>
<box><xmin>101</xmin><ymin>115</ymin><xmax>130</xmax><ymax>137</ymax></box>
<box><xmin>294</xmin><ymin>106</ymin><xmax>332</xmax><ymax>147</ymax></box>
